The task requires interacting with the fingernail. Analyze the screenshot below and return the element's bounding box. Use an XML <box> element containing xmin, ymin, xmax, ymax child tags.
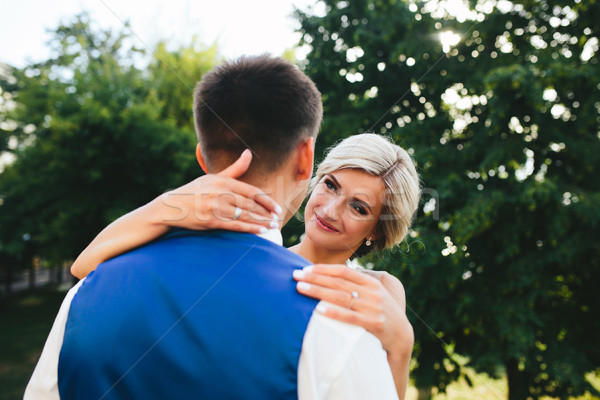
<box><xmin>271</xmin><ymin>212</ymin><xmax>279</xmax><ymax>222</ymax></box>
<box><xmin>316</xmin><ymin>303</ymin><xmax>327</xmax><ymax>313</ymax></box>
<box><xmin>270</xmin><ymin>221</ymin><xmax>279</xmax><ymax>229</ymax></box>
<box><xmin>293</xmin><ymin>269</ymin><xmax>306</xmax><ymax>279</ymax></box>
<box><xmin>259</xmin><ymin>227</ymin><xmax>268</xmax><ymax>234</ymax></box>
<box><xmin>297</xmin><ymin>281</ymin><xmax>311</xmax><ymax>291</ymax></box>
<box><xmin>303</xmin><ymin>265</ymin><xmax>314</xmax><ymax>273</ymax></box>
<box><xmin>274</xmin><ymin>204</ymin><xmax>283</xmax><ymax>215</ymax></box>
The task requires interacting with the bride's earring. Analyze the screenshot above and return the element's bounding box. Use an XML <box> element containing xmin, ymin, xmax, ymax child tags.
<box><xmin>365</xmin><ymin>237</ymin><xmax>372</xmax><ymax>247</ymax></box>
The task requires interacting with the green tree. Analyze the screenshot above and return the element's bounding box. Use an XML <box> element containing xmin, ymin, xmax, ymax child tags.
<box><xmin>0</xmin><ymin>15</ymin><xmax>215</xmax><ymax>267</ymax></box>
<box><xmin>148</xmin><ymin>40</ymin><xmax>219</xmax><ymax>130</ymax></box>
<box><xmin>296</xmin><ymin>0</ymin><xmax>600</xmax><ymax>398</ymax></box>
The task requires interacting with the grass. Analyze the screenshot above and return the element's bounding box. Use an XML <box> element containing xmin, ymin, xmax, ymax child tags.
<box><xmin>0</xmin><ymin>287</ymin><xmax>66</xmax><ymax>400</ymax></box>
<box><xmin>405</xmin><ymin>370</ymin><xmax>507</xmax><ymax>400</ymax></box>
<box><xmin>404</xmin><ymin>368</ymin><xmax>600</xmax><ymax>400</ymax></box>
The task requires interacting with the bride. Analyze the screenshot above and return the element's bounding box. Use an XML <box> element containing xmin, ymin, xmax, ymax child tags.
<box><xmin>71</xmin><ymin>133</ymin><xmax>420</xmax><ymax>399</ymax></box>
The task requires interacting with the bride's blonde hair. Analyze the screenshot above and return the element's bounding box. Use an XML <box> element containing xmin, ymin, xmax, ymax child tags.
<box><xmin>309</xmin><ymin>133</ymin><xmax>421</xmax><ymax>257</ymax></box>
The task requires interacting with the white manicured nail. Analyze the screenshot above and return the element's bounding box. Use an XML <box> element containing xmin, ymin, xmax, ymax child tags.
<box><xmin>274</xmin><ymin>204</ymin><xmax>283</xmax><ymax>215</ymax></box>
<box><xmin>293</xmin><ymin>270</ymin><xmax>306</xmax><ymax>279</ymax></box>
<box><xmin>316</xmin><ymin>303</ymin><xmax>327</xmax><ymax>313</ymax></box>
<box><xmin>271</xmin><ymin>212</ymin><xmax>279</xmax><ymax>221</ymax></box>
<box><xmin>303</xmin><ymin>265</ymin><xmax>314</xmax><ymax>273</ymax></box>
<box><xmin>259</xmin><ymin>227</ymin><xmax>268</xmax><ymax>234</ymax></box>
<box><xmin>297</xmin><ymin>281</ymin><xmax>311</xmax><ymax>291</ymax></box>
<box><xmin>270</xmin><ymin>221</ymin><xmax>279</xmax><ymax>229</ymax></box>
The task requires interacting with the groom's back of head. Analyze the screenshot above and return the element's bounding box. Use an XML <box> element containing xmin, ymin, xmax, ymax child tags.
<box><xmin>193</xmin><ymin>54</ymin><xmax>322</xmax><ymax>177</ymax></box>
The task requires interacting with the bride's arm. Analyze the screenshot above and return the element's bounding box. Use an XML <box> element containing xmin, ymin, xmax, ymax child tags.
<box><xmin>374</xmin><ymin>271</ymin><xmax>413</xmax><ymax>400</ymax></box>
<box><xmin>71</xmin><ymin>150</ymin><xmax>281</xmax><ymax>279</ymax></box>
<box><xmin>70</xmin><ymin>200</ymin><xmax>170</xmax><ymax>279</ymax></box>
<box><xmin>293</xmin><ymin>265</ymin><xmax>413</xmax><ymax>399</ymax></box>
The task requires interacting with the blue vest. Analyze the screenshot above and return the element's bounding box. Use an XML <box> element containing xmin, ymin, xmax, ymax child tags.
<box><xmin>58</xmin><ymin>230</ymin><xmax>318</xmax><ymax>399</ymax></box>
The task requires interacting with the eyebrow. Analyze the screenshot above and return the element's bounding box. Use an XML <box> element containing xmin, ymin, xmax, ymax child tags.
<box><xmin>326</xmin><ymin>173</ymin><xmax>373</xmax><ymax>213</ymax></box>
<box><xmin>325</xmin><ymin>173</ymin><xmax>340</xmax><ymax>188</ymax></box>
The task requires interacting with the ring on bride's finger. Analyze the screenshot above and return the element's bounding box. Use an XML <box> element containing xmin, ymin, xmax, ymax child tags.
<box><xmin>233</xmin><ymin>207</ymin><xmax>242</xmax><ymax>220</ymax></box>
<box><xmin>349</xmin><ymin>291</ymin><xmax>359</xmax><ymax>309</ymax></box>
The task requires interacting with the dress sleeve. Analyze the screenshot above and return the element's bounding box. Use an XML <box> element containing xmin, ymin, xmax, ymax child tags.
<box><xmin>327</xmin><ymin>328</ymin><xmax>399</xmax><ymax>400</ymax></box>
<box><xmin>24</xmin><ymin>279</ymin><xmax>85</xmax><ymax>400</ymax></box>
<box><xmin>298</xmin><ymin>301</ymin><xmax>399</xmax><ymax>400</ymax></box>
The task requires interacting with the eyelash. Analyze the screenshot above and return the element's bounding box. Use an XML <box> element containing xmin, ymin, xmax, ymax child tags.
<box><xmin>324</xmin><ymin>178</ymin><xmax>337</xmax><ymax>192</ymax></box>
<box><xmin>324</xmin><ymin>178</ymin><xmax>368</xmax><ymax>216</ymax></box>
<box><xmin>352</xmin><ymin>203</ymin><xmax>368</xmax><ymax>216</ymax></box>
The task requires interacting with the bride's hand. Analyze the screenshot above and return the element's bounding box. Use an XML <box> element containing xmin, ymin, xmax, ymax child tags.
<box><xmin>293</xmin><ymin>264</ymin><xmax>413</xmax><ymax>399</ymax></box>
<box><xmin>293</xmin><ymin>264</ymin><xmax>414</xmax><ymax>357</ymax></box>
<box><xmin>155</xmin><ymin>149</ymin><xmax>281</xmax><ymax>233</ymax></box>
<box><xmin>70</xmin><ymin>150</ymin><xmax>281</xmax><ymax>279</ymax></box>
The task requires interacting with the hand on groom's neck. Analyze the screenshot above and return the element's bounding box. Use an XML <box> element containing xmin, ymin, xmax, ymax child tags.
<box><xmin>195</xmin><ymin>137</ymin><xmax>315</xmax><ymax>227</ymax></box>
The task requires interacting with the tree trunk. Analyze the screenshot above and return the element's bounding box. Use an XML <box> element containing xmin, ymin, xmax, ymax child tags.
<box><xmin>3</xmin><ymin>264</ymin><xmax>12</xmax><ymax>297</ymax></box>
<box><xmin>56</xmin><ymin>263</ymin><xmax>63</xmax><ymax>285</ymax></box>
<box><xmin>506</xmin><ymin>358</ymin><xmax>530</xmax><ymax>400</ymax></box>
<box><xmin>28</xmin><ymin>261</ymin><xmax>35</xmax><ymax>290</ymax></box>
<box><xmin>416</xmin><ymin>386</ymin><xmax>432</xmax><ymax>400</ymax></box>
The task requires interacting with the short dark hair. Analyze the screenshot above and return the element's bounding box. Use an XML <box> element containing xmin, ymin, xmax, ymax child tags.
<box><xmin>193</xmin><ymin>54</ymin><xmax>323</xmax><ymax>175</ymax></box>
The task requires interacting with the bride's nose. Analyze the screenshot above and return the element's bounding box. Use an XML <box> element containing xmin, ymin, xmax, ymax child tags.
<box><xmin>321</xmin><ymin>197</ymin><xmax>343</xmax><ymax>220</ymax></box>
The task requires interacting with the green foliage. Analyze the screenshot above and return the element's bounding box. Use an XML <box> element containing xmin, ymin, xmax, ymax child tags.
<box><xmin>0</xmin><ymin>14</ymin><xmax>215</xmax><ymax>264</ymax></box>
<box><xmin>149</xmin><ymin>40</ymin><xmax>220</xmax><ymax>130</ymax></box>
<box><xmin>297</xmin><ymin>0</ymin><xmax>600</xmax><ymax>398</ymax></box>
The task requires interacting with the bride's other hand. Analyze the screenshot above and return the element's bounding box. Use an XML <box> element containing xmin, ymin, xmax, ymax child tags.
<box><xmin>293</xmin><ymin>264</ymin><xmax>413</xmax><ymax>356</ymax></box>
<box><xmin>293</xmin><ymin>264</ymin><xmax>413</xmax><ymax>399</ymax></box>
<box><xmin>154</xmin><ymin>149</ymin><xmax>281</xmax><ymax>234</ymax></box>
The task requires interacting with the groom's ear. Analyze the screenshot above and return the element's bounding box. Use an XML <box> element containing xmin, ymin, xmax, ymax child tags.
<box><xmin>296</xmin><ymin>136</ymin><xmax>315</xmax><ymax>180</ymax></box>
<box><xmin>196</xmin><ymin>144</ymin><xmax>210</xmax><ymax>174</ymax></box>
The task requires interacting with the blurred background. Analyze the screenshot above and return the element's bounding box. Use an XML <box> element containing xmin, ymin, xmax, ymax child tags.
<box><xmin>1</xmin><ymin>0</ymin><xmax>598</xmax><ymax>399</ymax></box>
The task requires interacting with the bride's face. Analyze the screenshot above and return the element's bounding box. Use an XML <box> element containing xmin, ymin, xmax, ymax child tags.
<box><xmin>303</xmin><ymin>169</ymin><xmax>385</xmax><ymax>255</ymax></box>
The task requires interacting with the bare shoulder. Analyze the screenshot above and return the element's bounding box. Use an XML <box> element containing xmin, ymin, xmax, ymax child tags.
<box><xmin>380</xmin><ymin>272</ymin><xmax>406</xmax><ymax>296</ymax></box>
<box><xmin>362</xmin><ymin>270</ymin><xmax>407</xmax><ymax>310</ymax></box>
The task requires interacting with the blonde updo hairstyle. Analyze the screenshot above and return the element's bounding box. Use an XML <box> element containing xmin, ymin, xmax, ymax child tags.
<box><xmin>308</xmin><ymin>133</ymin><xmax>421</xmax><ymax>258</ymax></box>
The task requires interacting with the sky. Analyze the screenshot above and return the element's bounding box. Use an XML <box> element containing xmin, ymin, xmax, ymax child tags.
<box><xmin>0</xmin><ymin>0</ymin><xmax>323</xmax><ymax>68</ymax></box>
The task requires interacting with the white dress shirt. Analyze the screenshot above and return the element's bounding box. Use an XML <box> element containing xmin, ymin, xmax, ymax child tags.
<box><xmin>25</xmin><ymin>229</ymin><xmax>398</xmax><ymax>399</ymax></box>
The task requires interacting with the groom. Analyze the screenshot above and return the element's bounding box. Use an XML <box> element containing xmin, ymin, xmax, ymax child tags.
<box><xmin>26</xmin><ymin>55</ymin><xmax>398</xmax><ymax>399</ymax></box>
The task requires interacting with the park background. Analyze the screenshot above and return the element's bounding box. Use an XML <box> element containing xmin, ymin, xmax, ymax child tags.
<box><xmin>0</xmin><ymin>0</ymin><xmax>599</xmax><ymax>399</ymax></box>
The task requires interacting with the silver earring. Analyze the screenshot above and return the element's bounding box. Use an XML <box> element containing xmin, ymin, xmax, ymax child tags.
<box><xmin>365</xmin><ymin>238</ymin><xmax>372</xmax><ymax>247</ymax></box>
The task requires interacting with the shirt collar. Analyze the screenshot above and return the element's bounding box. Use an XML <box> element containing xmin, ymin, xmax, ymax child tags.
<box><xmin>257</xmin><ymin>229</ymin><xmax>283</xmax><ymax>246</ymax></box>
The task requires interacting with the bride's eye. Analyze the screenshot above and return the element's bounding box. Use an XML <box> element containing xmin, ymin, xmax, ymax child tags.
<box><xmin>351</xmin><ymin>203</ymin><xmax>368</xmax><ymax>216</ymax></box>
<box><xmin>323</xmin><ymin>178</ymin><xmax>337</xmax><ymax>192</ymax></box>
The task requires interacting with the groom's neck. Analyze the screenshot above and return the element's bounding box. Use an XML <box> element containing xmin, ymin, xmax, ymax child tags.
<box><xmin>244</xmin><ymin>173</ymin><xmax>307</xmax><ymax>227</ymax></box>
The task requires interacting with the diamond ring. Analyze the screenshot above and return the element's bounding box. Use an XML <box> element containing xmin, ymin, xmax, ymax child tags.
<box><xmin>233</xmin><ymin>207</ymin><xmax>242</xmax><ymax>220</ymax></box>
